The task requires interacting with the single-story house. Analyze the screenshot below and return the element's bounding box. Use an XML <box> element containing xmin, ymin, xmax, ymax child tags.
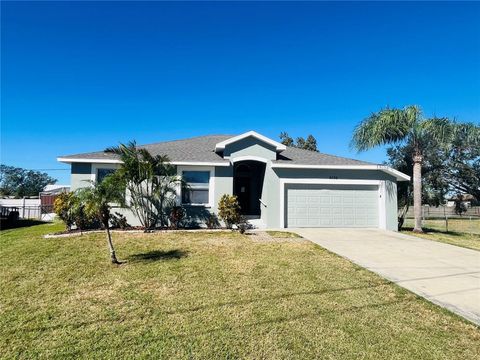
<box><xmin>58</xmin><ymin>131</ymin><xmax>409</xmax><ymax>230</ymax></box>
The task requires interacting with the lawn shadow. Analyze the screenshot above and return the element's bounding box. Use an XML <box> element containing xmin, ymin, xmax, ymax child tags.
<box><xmin>402</xmin><ymin>227</ymin><xmax>465</xmax><ymax>237</ymax></box>
<box><xmin>127</xmin><ymin>249</ymin><xmax>188</xmax><ymax>263</ymax></box>
<box><xmin>0</xmin><ymin>219</ymin><xmax>48</xmax><ymax>231</ymax></box>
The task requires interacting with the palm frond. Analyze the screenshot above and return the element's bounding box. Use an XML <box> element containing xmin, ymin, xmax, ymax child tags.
<box><xmin>351</xmin><ymin>106</ymin><xmax>419</xmax><ymax>151</ymax></box>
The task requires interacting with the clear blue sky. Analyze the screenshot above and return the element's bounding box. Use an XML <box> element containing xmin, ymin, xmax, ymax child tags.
<box><xmin>2</xmin><ymin>1</ymin><xmax>479</xmax><ymax>184</ymax></box>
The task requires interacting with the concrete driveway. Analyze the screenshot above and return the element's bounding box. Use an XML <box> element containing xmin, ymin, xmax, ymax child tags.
<box><xmin>293</xmin><ymin>228</ymin><xmax>480</xmax><ymax>325</ymax></box>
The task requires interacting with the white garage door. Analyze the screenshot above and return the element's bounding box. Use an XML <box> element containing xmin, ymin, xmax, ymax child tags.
<box><xmin>286</xmin><ymin>184</ymin><xmax>379</xmax><ymax>228</ymax></box>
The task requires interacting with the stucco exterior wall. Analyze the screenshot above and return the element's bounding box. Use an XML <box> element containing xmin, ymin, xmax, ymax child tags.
<box><xmin>263</xmin><ymin>168</ymin><xmax>398</xmax><ymax>230</ymax></box>
<box><xmin>223</xmin><ymin>136</ymin><xmax>277</xmax><ymax>160</ymax></box>
<box><xmin>67</xmin><ymin>156</ymin><xmax>400</xmax><ymax>231</ymax></box>
<box><xmin>70</xmin><ymin>163</ymin><xmax>93</xmax><ymax>190</ymax></box>
<box><xmin>70</xmin><ymin>162</ymin><xmax>234</xmax><ymax>228</ymax></box>
<box><xmin>385</xmin><ymin>180</ymin><xmax>398</xmax><ymax>231</ymax></box>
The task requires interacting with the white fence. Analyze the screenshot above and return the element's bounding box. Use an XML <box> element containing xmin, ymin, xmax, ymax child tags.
<box><xmin>0</xmin><ymin>198</ymin><xmax>55</xmax><ymax>220</ymax></box>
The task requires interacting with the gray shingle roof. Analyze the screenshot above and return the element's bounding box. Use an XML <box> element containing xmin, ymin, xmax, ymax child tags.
<box><xmin>274</xmin><ymin>146</ymin><xmax>375</xmax><ymax>166</ymax></box>
<box><xmin>60</xmin><ymin>134</ymin><xmax>376</xmax><ymax>166</ymax></box>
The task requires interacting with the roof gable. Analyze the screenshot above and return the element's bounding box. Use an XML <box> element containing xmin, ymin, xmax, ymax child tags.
<box><xmin>214</xmin><ymin>131</ymin><xmax>286</xmax><ymax>153</ymax></box>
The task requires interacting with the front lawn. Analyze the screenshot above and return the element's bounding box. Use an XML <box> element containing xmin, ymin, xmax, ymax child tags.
<box><xmin>1</xmin><ymin>224</ymin><xmax>479</xmax><ymax>359</ymax></box>
<box><xmin>402</xmin><ymin>218</ymin><xmax>480</xmax><ymax>251</ymax></box>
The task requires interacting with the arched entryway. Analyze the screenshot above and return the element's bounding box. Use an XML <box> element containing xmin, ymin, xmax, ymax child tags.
<box><xmin>233</xmin><ymin>160</ymin><xmax>266</xmax><ymax>216</ymax></box>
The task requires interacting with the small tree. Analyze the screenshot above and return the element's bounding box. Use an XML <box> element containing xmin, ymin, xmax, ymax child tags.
<box><xmin>76</xmin><ymin>175</ymin><xmax>124</xmax><ymax>264</ymax></box>
<box><xmin>218</xmin><ymin>194</ymin><xmax>241</xmax><ymax>229</ymax></box>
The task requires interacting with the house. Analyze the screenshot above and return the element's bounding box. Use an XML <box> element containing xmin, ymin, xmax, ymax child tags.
<box><xmin>446</xmin><ymin>194</ymin><xmax>474</xmax><ymax>208</ymax></box>
<box><xmin>58</xmin><ymin>131</ymin><xmax>409</xmax><ymax>230</ymax></box>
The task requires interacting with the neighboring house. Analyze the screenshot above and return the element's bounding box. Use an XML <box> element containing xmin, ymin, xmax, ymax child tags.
<box><xmin>42</xmin><ymin>184</ymin><xmax>70</xmax><ymax>194</ymax></box>
<box><xmin>58</xmin><ymin>131</ymin><xmax>409</xmax><ymax>230</ymax></box>
<box><xmin>446</xmin><ymin>194</ymin><xmax>474</xmax><ymax>208</ymax></box>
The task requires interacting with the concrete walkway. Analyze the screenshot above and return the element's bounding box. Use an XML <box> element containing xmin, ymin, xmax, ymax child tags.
<box><xmin>293</xmin><ymin>228</ymin><xmax>480</xmax><ymax>325</ymax></box>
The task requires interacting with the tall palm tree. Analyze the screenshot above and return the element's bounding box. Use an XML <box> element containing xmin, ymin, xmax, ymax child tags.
<box><xmin>76</xmin><ymin>175</ymin><xmax>124</xmax><ymax>264</ymax></box>
<box><xmin>351</xmin><ymin>105</ymin><xmax>452</xmax><ymax>233</ymax></box>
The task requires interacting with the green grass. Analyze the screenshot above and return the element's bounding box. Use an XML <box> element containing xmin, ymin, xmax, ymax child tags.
<box><xmin>404</xmin><ymin>218</ymin><xmax>480</xmax><ymax>234</ymax></box>
<box><xmin>403</xmin><ymin>218</ymin><xmax>480</xmax><ymax>251</ymax></box>
<box><xmin>1</xmin><ymin>224</ymin><xmax>479</xmax><ymax>359</ymax></box>
<box><xmin>266</xmin><ymin>230</ymin><xmax>302</xmax><ymax>238</ymax></box>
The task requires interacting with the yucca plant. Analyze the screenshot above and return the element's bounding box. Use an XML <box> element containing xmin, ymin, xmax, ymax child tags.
<box><xmin>351</xmin><ymin>105</ymin><xmax>453</xmax><ymax>232</ymax></box>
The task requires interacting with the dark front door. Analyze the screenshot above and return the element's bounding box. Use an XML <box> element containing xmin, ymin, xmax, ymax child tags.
<box><xmin>234</xmin><ymin>177</ymin><xmax>250</xmax><ymax>215</ymax></box>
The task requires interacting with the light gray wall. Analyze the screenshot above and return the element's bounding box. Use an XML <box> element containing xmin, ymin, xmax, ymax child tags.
<box><xmin>214</xmin><ymin>166</ymin><xmax>233</xmax><ymax>209</ymax></box>
<box><xmin>224</xmin><ymin>136</ymin><xmax>277</xmax><ymax>160</ymax></box>
<box><xmin>70</xmin><ymin>162</ymin><xmax>234</xmax><ymax>228</ymax></box>
<box><xmin>263</xmin><ymin>168</ymin><xmax>398</xmax><ymax>230</ymax></box>
<box><xmin>385</xmin><ymin>180</ymin><xmax>398</xmax><ymax>231</ymax></box>
<box><xmin>70</xmin><ymin>163</ymin><xmax>92</xmax><ymax>191</ymax></box>
<box><xmin>68</xmin><ymin>160</ymin><xmax>400</xmax><ymax>231</ymax></box>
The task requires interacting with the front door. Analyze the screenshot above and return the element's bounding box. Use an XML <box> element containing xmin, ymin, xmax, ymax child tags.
<box><xmin>234</xmin><ymin>177</ymin><xmax>250</xmax><ymax>214</ymax></box>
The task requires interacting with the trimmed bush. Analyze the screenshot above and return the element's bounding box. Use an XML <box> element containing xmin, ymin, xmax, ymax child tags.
<box><xmin>218</xmin><ymin>194</ymin><xmax>241</xmax><ymax>229</ymax></box>
<box><xmin>169</xmin><ymin>206</ymin><xmax>185</xmax><ymax>229</ymax></box>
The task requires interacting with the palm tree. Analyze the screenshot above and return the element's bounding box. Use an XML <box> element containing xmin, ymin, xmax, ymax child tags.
<box><xmin>351</xmin><ymin>105</ymin><xmax>453</xmax><ymax>233</ymax></box>
<box><xmin>105</xmin><ymin>142</ymin><xmax>183</xmax><ymax>230</ymax></box>
<box><xmin>76</xmin><ymin>175</ymin><xmax>124</xmax><ymax>264</ymax></box>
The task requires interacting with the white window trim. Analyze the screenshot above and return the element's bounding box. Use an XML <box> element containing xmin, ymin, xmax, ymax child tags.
<box><xmin>177</xmin><ymin>165</ymin><xmax>215</xmax><ymax>208</ymax></box>
<box><xmin>279</xmin><ymin>178</ymin><xmax>387</xmax><ymax>230</ymax></box>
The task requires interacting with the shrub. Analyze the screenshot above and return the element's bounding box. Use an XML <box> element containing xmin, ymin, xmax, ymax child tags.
<box><xmin>206</xmin><ymin>213</ymin><xmax>220</xmax><ymax>229</ymax></box>
<box><xmin>110</xmin><ymin>212</ymin><xmax>130</xmax><ymax>229</ymax></box>
<box><xmin>236</xmin><ymin>215</ymin><xmax>250</xmax><ymax>234</ymax></box>
<box><xmin>54</xmin><ymin>192</ymin><xmax>77</xmax><ymax>230</ymax></box>
<box><xmin>74</xmin><ymin>205</ymin><xmax>100</xmax><ymax>230</ymax></box>
<box><xmin>54</xmin><ymin>192</ymin><xmax>100</xmax><ymax>231</ymax></box>
<box><xmin>218</xmin><ymin>194</ymin><xmax>241</xmax><ymax>229</ymax></box>
<box><xmin>169</xmin><ymin>206</ymin><xmax>185</xmax><ymax>229</ymax></box>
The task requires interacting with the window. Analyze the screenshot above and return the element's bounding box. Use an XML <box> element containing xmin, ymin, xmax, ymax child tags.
<box><xmin>97</xmin><ymin>168</ymin><xmax>115</xmax><ymax>183</ymax></box>
<box><xmin>182</xmin><ymin>171</ymin><xmax>210</xmax><ymax>205</ymax></box>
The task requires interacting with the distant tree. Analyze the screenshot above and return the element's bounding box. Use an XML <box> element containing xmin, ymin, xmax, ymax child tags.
<box><xmin>0</xmin><ymin>165</ymin><xmax>57</xmax><ymax>197</ymax></box>
<box><xmin>387</xmin><ymin>121</ymin><xmax>480</xmax><ymax>224</ymax></box>
<box><xmin>446</xmin><ymin>123</ymin><xmax>480</xmax><ymax>200</ymax></box>
<box><xmin>279</xmin><ymin>132</ymin><xmax>294</xmax><ymax>147</ymax></box>
<box><xmin>279</xmin><ymin>132</ymin><xmax>319</xmax><ymax>152</ymax></box>
<box><xmin>352</xmin><ymin>105</ymin><xmax>454</xmax><ymax>233</ymax></box>
<box><xmin>303</xmin><ymin>135</ymin><xmax>318</xmax><ymax>152</ymax></box>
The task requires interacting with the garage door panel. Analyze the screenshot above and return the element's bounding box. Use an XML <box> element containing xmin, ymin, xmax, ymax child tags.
<box><xmin>286</xmin><ymin>184</ymin><xmax>379</xmax><ymax>228</ymax></box>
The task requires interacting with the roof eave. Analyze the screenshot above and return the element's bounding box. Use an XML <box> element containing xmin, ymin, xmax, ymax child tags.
<box><xmin>270</xmin><ymin>163</ymin><xmax>410</xmax><ymax>181</ymax></box>
<box><xmin>57</xmin><ymin>157</ymin><xmax>230</xmax><ymax>167</ymax></box>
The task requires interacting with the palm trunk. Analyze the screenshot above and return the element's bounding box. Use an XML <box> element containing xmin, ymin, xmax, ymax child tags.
<box><xmin>105</xmin><ymin>226</ymin><xmax>119</xmax><ymax>264</ymax></box>
<box><xmin>412</xmin><ymin>154</ymin><xmax>423</xmax><ymax>233</ymax></box>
